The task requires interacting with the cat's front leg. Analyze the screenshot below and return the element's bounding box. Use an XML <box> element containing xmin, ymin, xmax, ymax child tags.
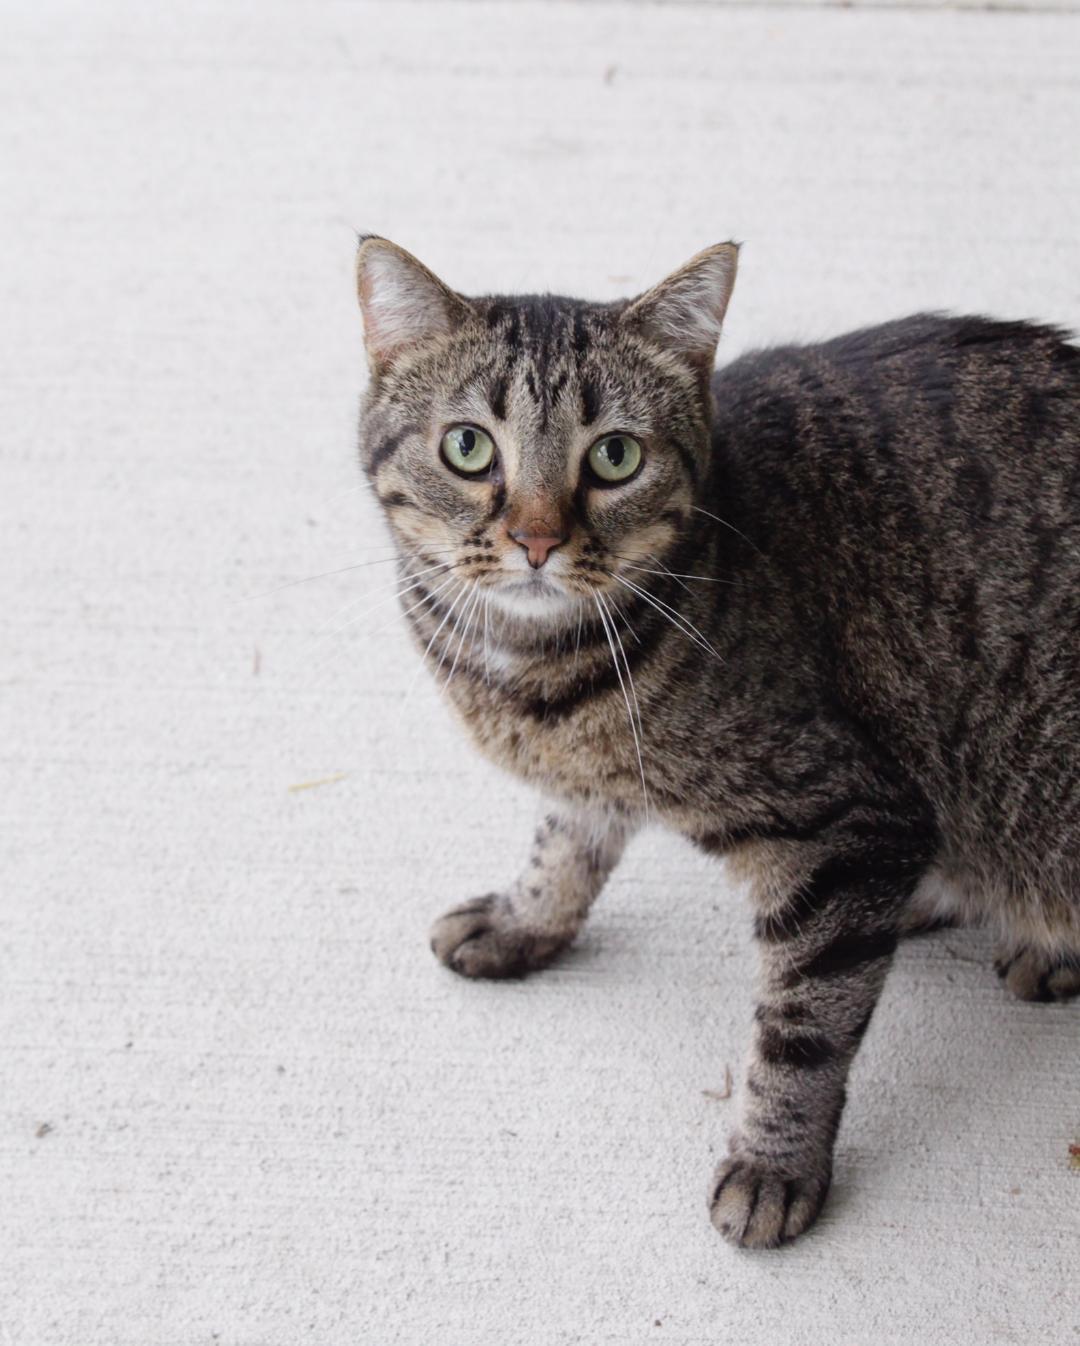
<box><xmin>711</xmin><ymin>828</ymin><xmax>931</xmax><ymax>1248</ymax></box>
<box><xmin>430</xmin><ymin>805</ymin><xmax>633</xmax><ymax>979</ymax></box>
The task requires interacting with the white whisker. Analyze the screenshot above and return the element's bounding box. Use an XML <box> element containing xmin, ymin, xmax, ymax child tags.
<box><xmin>594</xmin><ymin>592</ymin><xmax>649</xmax><ymax>820</ymax></box>
<box><xmin>482</xmin><ymin>591</ymin><xmax>492</xmax><ymax>685</ymax></box>
<box><xmin>649</xmin><ymin>551</ymin><xmax>693</xmax><ymax>597</ymax></box>
<box><xmin>400</xmin><ymin>580</ymin><xmax>469</xmax><ymax>709</ymax></box>
<box><xmin>443</xmin><ymin>583</ymin><xmax>483</xmax><ymax>691</ymax></box>
<box><xmin>429</xmin><ymin>582</ymin><xmax>476</xmax><ymax>684</ymax></box>
<box><xmin>619</xmin><ymin>561</ymin><xmax>736</xmax><ymax>586</ymax></box>
<box><xmin>613</xmin><ymin>574</ymin><xmax>723</xmax><ymax>663</ymax></box>
<box><xmin>690</xmin><ymin>504</ymin><xmax>762</xmax><ymax>556</ymax></box>
<box><xmin>366</xmin><ymin>571</ymin><xmax>459</xmax><ymax>642</ymax></box>
<box><xmin>245</xmin><ymin>548</ymin><xmax>457</xmax><ymax>601</ymax></box>
<box><xmin>312</xmin><ymin>558</ymin><xmax>455</xmax><ymax>640</ymax></box>
<box><xmin>278</xmin><ymin>562</ymin><xmax>456</xmax><ymax>679</ymax></box>
<box><xmin>597</xmin><ymin>592</ymin><xmax>643</xmax><ymax>737</ymax></box>
<box><xmin>607</xmin><ymin>590</ymin><xmax>643</xmax><ymax>646</ymax></box>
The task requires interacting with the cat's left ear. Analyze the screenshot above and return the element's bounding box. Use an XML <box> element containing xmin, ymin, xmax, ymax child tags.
<box><xmin>356</xmin><ymin>236</ymin><xmax>472</xmax><ymax>374</ymax></box>
<box><xmin>621</xmin><ymin>243</ymin><xmax>739</xmax><ymax>371</ymax></box>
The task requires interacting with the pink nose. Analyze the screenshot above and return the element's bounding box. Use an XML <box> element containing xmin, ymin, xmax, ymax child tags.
<box><xmin>508</xmin><ymin>527</ymin><xmax>567</xmax><ymax>569</ymax></box>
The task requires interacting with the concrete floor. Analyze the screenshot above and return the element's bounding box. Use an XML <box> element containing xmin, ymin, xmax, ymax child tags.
<box><xmin>2</xmin><ymin>1</ymin><xmax>1080</xmax><ymax>1342</ymax></box>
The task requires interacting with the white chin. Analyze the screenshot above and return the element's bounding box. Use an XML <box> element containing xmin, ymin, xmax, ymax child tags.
<box><xmin>487</xmin><ymin>577</ymin><xmax>579</xmax><ymax>624</ymax></box>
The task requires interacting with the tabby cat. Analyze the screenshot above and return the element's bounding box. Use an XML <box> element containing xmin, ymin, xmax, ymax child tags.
<box><xmin>354</xmin><ymin>236</ymin><xmax>1080</xmax><ymax>1248</ymax></box>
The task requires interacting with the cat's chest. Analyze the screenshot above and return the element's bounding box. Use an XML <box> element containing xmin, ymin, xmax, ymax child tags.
<box><xmin>445</xmin><ymin>671</ymin><xmax>650</xmax><ymax>809</ymax></box>
<box><xmin>437</xmin><ymin>652</ymin><xmax>844</xmax><ymax>844</ymax></box>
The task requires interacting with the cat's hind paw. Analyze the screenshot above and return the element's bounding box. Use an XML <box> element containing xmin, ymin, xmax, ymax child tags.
<box><xmin>429</xmin><ymin>894</ymin><xmax>570</xmax><ymax>980</ymax></box>
<box><xmin>994</xmin><ymin>944</ymin><xmax>1080</xmax><ymax>1003</ymax></box>
<box><xmin>709</xmin><ymin>1155</ymin><xmax>830</xmax><ymax>1249</ymax></box>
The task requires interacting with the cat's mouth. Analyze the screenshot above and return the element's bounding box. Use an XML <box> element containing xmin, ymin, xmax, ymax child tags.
<box><xmin>500</xmin><ymin>572</ymin><xmax>561</xmax><ymax>596</ymax></box>
<box><xmin>488</xmin><ymin>568</ymin><xmax>579</xmax><ymax>622</ymax></box>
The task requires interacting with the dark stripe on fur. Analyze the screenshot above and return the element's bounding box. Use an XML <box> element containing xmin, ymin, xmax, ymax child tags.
<box><xmin>488</xmin><ymin>374</ymin><xmax>509</xmax><ymax>421</ymax></box>
<box><xmin>580</xmin><ymin>377</ymin><xmax>600</xmax><ymax>426</ymax></box>
<box><xmin>789</xmin><ymin>929</ymin><xmax>898</xmax><ymax>982</ymax></box>
<box><xmin>672</xmin><ymin>440</ymin><xmax>700</xmax><ymax>487</ymax></box>
<box><xmin>758</xmin><ymin>1024</ymin><xmax>838</xmax><ymax>1070</ymax></box>
<box><xmin>368</xmin><ymin>422</ymin><xmax>419</xmax><ymax>476</ymax></box>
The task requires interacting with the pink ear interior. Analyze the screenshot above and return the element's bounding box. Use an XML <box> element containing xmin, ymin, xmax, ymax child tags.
<box><xmin>624</xmin><ymin>244</ymin><xmax>739</xmax><ymax>368</ymax></box>
<box><xmin>357</xmin><ymin>241</ymin><xmax>466</xmax><ymax>370</ymax></box>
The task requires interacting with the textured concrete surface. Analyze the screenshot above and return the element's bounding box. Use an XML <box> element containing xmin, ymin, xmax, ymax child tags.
<box><xmin>2</xmin><ymin>1</ymin><xmax>1080</xmax><ymax>1343</ymax></box>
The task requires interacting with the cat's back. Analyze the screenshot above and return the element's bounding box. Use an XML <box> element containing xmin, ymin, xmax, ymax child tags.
<box><xmin>712</xmin><ymin>312</ymin><xmax>1080</xmax><ymax>473</ymax></box>
<box><xmin>710</xmin><ymin>315</ymin><xmax>1080</xmax><ymax>916</ymax></box>
<box><xmin>709</xmin><ymin>312</ymin><xmax>1080</xmax><ymax>588</ymax></box>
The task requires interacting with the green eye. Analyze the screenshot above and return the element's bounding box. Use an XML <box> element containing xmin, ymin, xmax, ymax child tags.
<box><xmin>587</xmin><ymin>433</ymin><xmax>643</xmax><ymax>484</ymax></box>
<box><xmin>441</xmin><ymin>425</ymin><xmax>495</xmax><ymax>475</ymax></box>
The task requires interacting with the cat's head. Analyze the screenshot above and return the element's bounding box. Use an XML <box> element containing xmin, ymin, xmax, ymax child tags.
<box><xmin>356</xmin><ymin>238</ymin><xmax>737</xmax><ymax>626</ymax></box>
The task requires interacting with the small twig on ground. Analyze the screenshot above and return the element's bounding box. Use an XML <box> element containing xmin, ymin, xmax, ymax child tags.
<box><xmin>702</xmin><ymin>1065</ymin><xmax>733</xmax><ymax>1102</ymax></box>
<box><xmin>288</xmin><ymin>772</ymin><xmax>348</xmax><ymax>793</ymax></box>
<box><xmin>942</xmin><ymin>945</ymin><xmax>984</xmax><ymax>965</ymax></box>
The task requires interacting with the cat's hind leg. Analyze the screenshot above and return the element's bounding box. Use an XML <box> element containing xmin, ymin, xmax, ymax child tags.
<box><xmin>994</xmin><ymin>943</ymin><xmax>1080</xmax><ymax>1002</ymax></box>
<box><xmin>430</xmin><ymin>805</ymin><xmax>632</xmax><ymax>979</ymax></box>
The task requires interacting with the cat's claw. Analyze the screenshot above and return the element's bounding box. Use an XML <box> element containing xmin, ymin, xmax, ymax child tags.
<box><xmin>709</xmin><ymin>1155</ymin><xmax>830</xmax><ymax>1249</ymax></box>
<box><xmin>994</xmin><ymin>944</ymin><xmax>1080</xmax><ymax>1003</ymax></box>
<box><xmin>430</xmin><ymin>894</ymin><xmax>570</xmax><ymax>979</ymax></box>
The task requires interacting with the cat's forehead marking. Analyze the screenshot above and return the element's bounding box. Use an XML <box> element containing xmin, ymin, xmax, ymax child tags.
<box><xmin>458</xmin><ymin>300</ymin><xmax>644</xmax><ymax>429</ymax></box>
<box><xmin>480</xmin><ymin>295</ymin><xmax>614</xmax><ymax>418</ymax></box>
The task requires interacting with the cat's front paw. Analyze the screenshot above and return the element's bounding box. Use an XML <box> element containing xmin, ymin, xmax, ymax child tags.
<box><xmin>709</xmin><ymin>1154</ymin><xmax>831</xmax><ymax>1249</ymax></box>
<box><xmin>429</xmin><ymin>894</ymin><xmax>570</xmax><ymax>979</ymax></box>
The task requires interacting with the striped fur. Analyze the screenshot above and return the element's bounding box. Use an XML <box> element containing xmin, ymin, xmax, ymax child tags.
<box><xmin>355</xmin><ymin>239</ymin><xmax>1080</xmax><ymax>1248</ymax></box>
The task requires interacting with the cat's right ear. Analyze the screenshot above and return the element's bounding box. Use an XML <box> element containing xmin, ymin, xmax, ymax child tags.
<box><xmin>356</xmin><ymin>237</ymin><xmax>471</xmax><ymax>374</ymax></box>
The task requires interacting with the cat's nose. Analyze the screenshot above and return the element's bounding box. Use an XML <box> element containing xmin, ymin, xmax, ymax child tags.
<box><xmin>507</xmin><ymin>524</ymin><xmax>568</xmax><ymax>569</ymax></box>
